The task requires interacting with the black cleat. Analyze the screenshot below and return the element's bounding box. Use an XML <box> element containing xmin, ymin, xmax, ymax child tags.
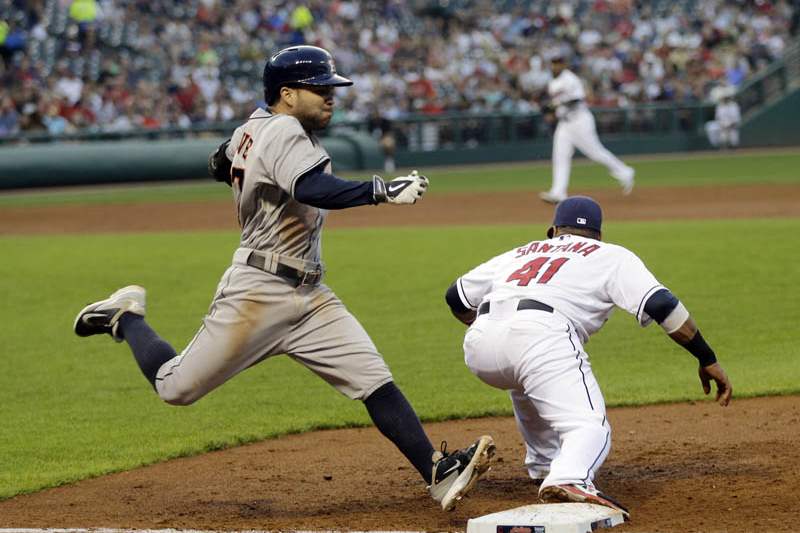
<box><xmin>428</xmin><ymin>435</ymin><xmax>495</xmax><ymax>511</ymax></box>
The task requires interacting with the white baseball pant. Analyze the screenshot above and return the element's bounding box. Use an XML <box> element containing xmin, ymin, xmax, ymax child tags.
<box><xmin>462</xmin><ymin>298</ymin><xmax>611</xmax><ymax>489</ymax></box>
<box><xmin>706</xmin><ymin>121</ymin><xmax>740</xmax><ymax>148</ymax></box>
<box><xmin>550</xmin><ymin>108</ymin><xmax>633</xmax><ymax>198</ymax></box>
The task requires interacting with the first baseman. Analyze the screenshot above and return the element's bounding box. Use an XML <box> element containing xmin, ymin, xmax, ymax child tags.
<box><xmin>73</xmin><ymin>45</ymin><xmax>494</xmax><ymax>511</ymax></box>
<box><xmin>444</xmin><ymin>196</ymin><xmax>732</xmax><ymax>517</ymax></box>
<box><xmin>540</xmin><ymin>57</ymin><xmax>635</xmax><ymax>204</ymax></box>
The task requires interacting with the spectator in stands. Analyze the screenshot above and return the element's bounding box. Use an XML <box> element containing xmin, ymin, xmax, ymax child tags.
<box><xmin>0</xmin><ymin>18</ymin><xmax>26</xmax><ymax>68</ymax></box>
<box><xmin>205</xmin><ymin>90</ymin><xmax>235</xmax><ymax>123</ymax></box>
<box><xmin>42</xmin><ymin>100</ymin><xmax>74</xmax><ymax>136</ymax></box>
<box><xmin>54</xmin><ymin>63</ymin><xmax>84</xmax><ymax>106</ymax></box>
<box><xmin>0</xmin><ymin>95</ymin><xmax>20</xmax><ymax>137</ymax></box>
<box><xmin>0</xmin><ymin>0</ymin><xmax>795</xmax><ymax>140</ymax></box>
<box><xmin>0</xmin><ymin>18</ymin><xmax>10</xmax><ymax>67</ymax></box>
<box><xmin>19</xmin><ymin>106</ymin><xmax>46</xmax><ymax>133</ymax></box>
<box><xmin>367</xmin><ymin>106</ymin><xmax>398</xmax><ymax>172</ymax></box>
<box><xmin>68</xmin><ymin>0</ymin><xmax>98</xmax><ymax>46</ymax></box>
<box><xmin>69</xmin><ymin>0</ymin><xmax>97</xmax><ymax>24</ymax></box>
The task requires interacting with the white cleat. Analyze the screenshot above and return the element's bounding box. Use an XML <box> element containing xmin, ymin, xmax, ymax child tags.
<box><xmin>538</xmin><ymin>191</ymin><xmax>567</xmax><ymax>204</ymax></box>
<box><xmin>618</xmin><ymin>168</ymin><xmax>635</xmax><ymax>196</ymax></box>
<box><xmin>73</xmin><ymin>285</ymin><xmax>146</xmax><ymax>342</ymax></box>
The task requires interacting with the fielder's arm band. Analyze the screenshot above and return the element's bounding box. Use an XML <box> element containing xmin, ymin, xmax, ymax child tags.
<box><xmin>683</xmin><ymin>330</ymin><xmax>717</xmax><ymax>366</ymax></box>
<box><xmin>445</xmin><ymin>282</ymin><xmax>470</xmax><ymax>314</ymax></box>
<box><xmin>294</xmin><ymin>167</ymin><xmax>377</xmax><ymax>209</ymax></box>
<box><xmin>643</xmin><ymin>289</ymin><xmax>689</xmax><ymax>333</ymax></box>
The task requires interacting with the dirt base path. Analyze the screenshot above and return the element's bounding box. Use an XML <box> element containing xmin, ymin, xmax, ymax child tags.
<box><xmin>2</xmin><ymin>396</ymin><xmax>798</xmax><ymax>532</ymax></box>
<box><xmin>2</xmin><ymin>183</ymin><xmax>800</xmax><ymax>235</ymax></box>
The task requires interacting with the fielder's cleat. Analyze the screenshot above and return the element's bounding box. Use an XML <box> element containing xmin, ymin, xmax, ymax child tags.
<box><xmin>428</xmin><ymin>435</ymin><xmax>495</xmax><ymax>511</ymax></box>
<box><xmin>73</xmin><ymin>285</ymin><xmax>146</xmax><ymax>343</ymax></box>
<box><xmin>617</xmin><ymin>168</ymin><xmax>635</xmax><ymax>196</ymax></box>
<box><xmin>539</xmin><ymin>482</ymin><xmax>630</xmax><ymax>519</ymax></box>
<box><xmin>622</xmin><ymin>178</ymin><xmax>635</xmax><ymax>195</ymax></box>
<box><xmin>539</xmin><ymin>191</ymin><xmax>566</xmax><ymax>204</ymax></box>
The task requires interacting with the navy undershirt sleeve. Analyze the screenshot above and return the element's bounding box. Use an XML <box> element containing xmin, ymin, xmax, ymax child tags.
<box><xmin>294</xmin><ymin>166</ymin><xmax>378</xmax><ymax>209</ymax></box>
<box><xmin>445</xmin><ymin>281</ymin><xmax>470</xmax><ymax>314</ymax></box>
<box><xmin>643</xmin><ymin>288</ymin><xmax>679</xmax><ymax>324</ymax></box>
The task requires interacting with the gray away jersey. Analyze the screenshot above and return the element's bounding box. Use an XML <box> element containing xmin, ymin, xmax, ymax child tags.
<box><xmin>226</xmin><ymin>108</ymin><xmax>332</xmax><ymax>263</ymax></box>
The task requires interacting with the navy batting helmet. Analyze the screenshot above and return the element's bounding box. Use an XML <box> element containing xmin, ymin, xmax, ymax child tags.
<box><xmin>546</xmin><ymin>196</ymin><xmax>603</xmax><ymax>238</ymax></box>
<box><xmin>262</xmin><ymin>45</ymin><xmax>353</xmax><ymax>105</ymax></box>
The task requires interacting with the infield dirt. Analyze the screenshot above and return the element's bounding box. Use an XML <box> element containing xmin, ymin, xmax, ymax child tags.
<box><xmin>1</xmin><ymin>183</ymin><xmax>798</xmax><ymax>532</ymax></box>
<box><xmin>2</xmin><ymin>183</ymin><xmax>800</xmax><ymax>234</ymax></box>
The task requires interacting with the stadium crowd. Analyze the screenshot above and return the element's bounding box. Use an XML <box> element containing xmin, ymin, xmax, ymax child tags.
<box><xmin>0</xmin><ymin>0</ymin><xmax>798</xmax><ymax>138</ymax></box>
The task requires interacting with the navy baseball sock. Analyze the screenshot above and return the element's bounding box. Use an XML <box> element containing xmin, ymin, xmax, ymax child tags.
<box><xmin>117</xmin><ymin>313</ymin><xmax>177</xmax><ymax>388</ymax></box>
<box><xmin>364</xmin><ymin>381</ymin><xmax>436</xmax><ymax>484</ymax></box>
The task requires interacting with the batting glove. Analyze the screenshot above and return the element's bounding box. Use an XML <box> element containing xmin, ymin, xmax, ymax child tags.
<box><xmin>373</xmin><ymin>170</ymin><xmax>429</xmax><ymax>205</ymax></box>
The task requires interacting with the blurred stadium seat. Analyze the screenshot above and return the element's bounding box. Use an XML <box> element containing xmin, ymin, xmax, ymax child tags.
<box><xmin>0</xmin><ymin>0</ymin><xmax>797</xmax><ymax>143</ymax></box>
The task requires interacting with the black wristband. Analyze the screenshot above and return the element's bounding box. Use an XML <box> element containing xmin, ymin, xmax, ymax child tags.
<box><xmin>372</xmin><ymin>175</ymin><xmax>387</xmax><ymax>203</ymax></box>
<box><xmin>684</xmin><ymin>330</ymin><xmax>717</xmax><ymax>367</ymax></box>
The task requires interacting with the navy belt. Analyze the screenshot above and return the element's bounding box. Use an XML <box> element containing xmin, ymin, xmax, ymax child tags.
<box><xmin>477</xmin><ymin>299</ymin><xmax>554</xmax><ymax>316</ymax></box>
<box><xmin>246</xmin><ymin>252</ymin><xmax>322</xmax><ymax>287</ymax></box>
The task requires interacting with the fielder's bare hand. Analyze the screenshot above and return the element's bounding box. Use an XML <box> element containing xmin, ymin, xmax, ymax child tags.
<box><xmin>373</xmin><ymin>169</ymin><xmax>429</xmax><ymax>204</ymax></box>
<box><xmin>699</xmin><ymin>362</ymin><xmax>732</xmax><ymax>406</ymax></box>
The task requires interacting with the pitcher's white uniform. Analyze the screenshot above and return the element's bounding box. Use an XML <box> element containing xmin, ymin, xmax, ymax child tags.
<box><xmin>544</xmin><ymin>69</ymin><xmax>634</xmax><ymax>201</ymax></box>
<box><xmin>453</xmin><ymin>233</ymin><xmax>663</xmax><ymax>488</ymax></box>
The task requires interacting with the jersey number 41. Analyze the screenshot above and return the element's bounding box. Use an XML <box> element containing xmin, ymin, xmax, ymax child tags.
<box><xmin>506</xmin><ymin>257</ymin><xmax>569</xmax><ymax>286</ymax></box>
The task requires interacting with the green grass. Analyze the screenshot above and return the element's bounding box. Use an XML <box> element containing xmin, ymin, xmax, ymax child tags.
<box><xmin>427</xmin><ymin>149</ymin><xmax>800</xmax><ymax>193</ymax></box>
<box><xmin>0</xmin><ymin>181</ymin><xmax>230</xmax><ymax>208</ymax></box>
<box><xmin>1</xmin><ymin>149</ymin><xmax>798</xmax><ymax>207</ymax></box>
<box><xmin>0</xmin><ymin>218</ymin><xmax>798</xmax><ymax>499</ymax></box>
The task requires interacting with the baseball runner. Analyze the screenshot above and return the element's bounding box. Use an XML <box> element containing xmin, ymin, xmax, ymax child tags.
<box><xmin>444</xmin><ymin>196</ymin><xmax>732</xmax><ymax>517</ymax></box>
<box><xmin>539</xmin><ymin>57</ymin><xmax>635</xmax><ymax>204</ymax></box>
<box><xmin>73</xmin><ymin>45</ymin><xmax>494</xmax><ymax>511</ymax></box>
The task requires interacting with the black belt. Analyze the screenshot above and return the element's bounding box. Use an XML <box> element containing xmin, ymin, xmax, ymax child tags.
<box><xmin>564</xmin><ymin>98</ymin><xmax>584</xmax><ymax>108</ymax></box>
<box><xmin>246</xmin><ymin>252</ymin><xmax>322</xmax><ymax>287</ymax></box>
<box><xmin>477</xmin><ymin>299</ymin><xmax>554</xmax><ymax>316</ymax></box>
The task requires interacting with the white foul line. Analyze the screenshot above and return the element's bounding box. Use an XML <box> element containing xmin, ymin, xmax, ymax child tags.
<box><xmin>0</xmin><ymin>530</ymin><xmax>427</xmax><ymax>533</ymax></box>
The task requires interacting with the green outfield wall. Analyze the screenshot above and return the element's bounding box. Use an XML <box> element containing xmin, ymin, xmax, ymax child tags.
<box><xmin>740</xmin><ymin>89</ymin><xmax>800</xmax><ymax>146</ymax></box>
<box><xmin>0</xmin><ymin>131</ymin><xmax>382</xmax><ymax>189</ymax></box>
<box><xmin>393</xmin><ymin>131</ymin><xmax>713</xmax><ymax>168</ymax></box>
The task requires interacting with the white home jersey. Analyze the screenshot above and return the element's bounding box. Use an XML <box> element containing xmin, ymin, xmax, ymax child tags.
<box><xmin>715</xmin><ymin>101</ymin><xmax>741</xmax><ymax>128</ymax></box>
<box><xmin>547</xmin><ymin>69</ymin><xmax>586</xmax><ymax>106</ymax></box>
<box><xmin>455</xmin><ymin>233</ymin><xmax>664</xmax><ymax>341</ymax></box>
<box><xmin>226</xmin><ymin>108</ymin><xmax>331</xmax><ymax>263</ymax></box>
